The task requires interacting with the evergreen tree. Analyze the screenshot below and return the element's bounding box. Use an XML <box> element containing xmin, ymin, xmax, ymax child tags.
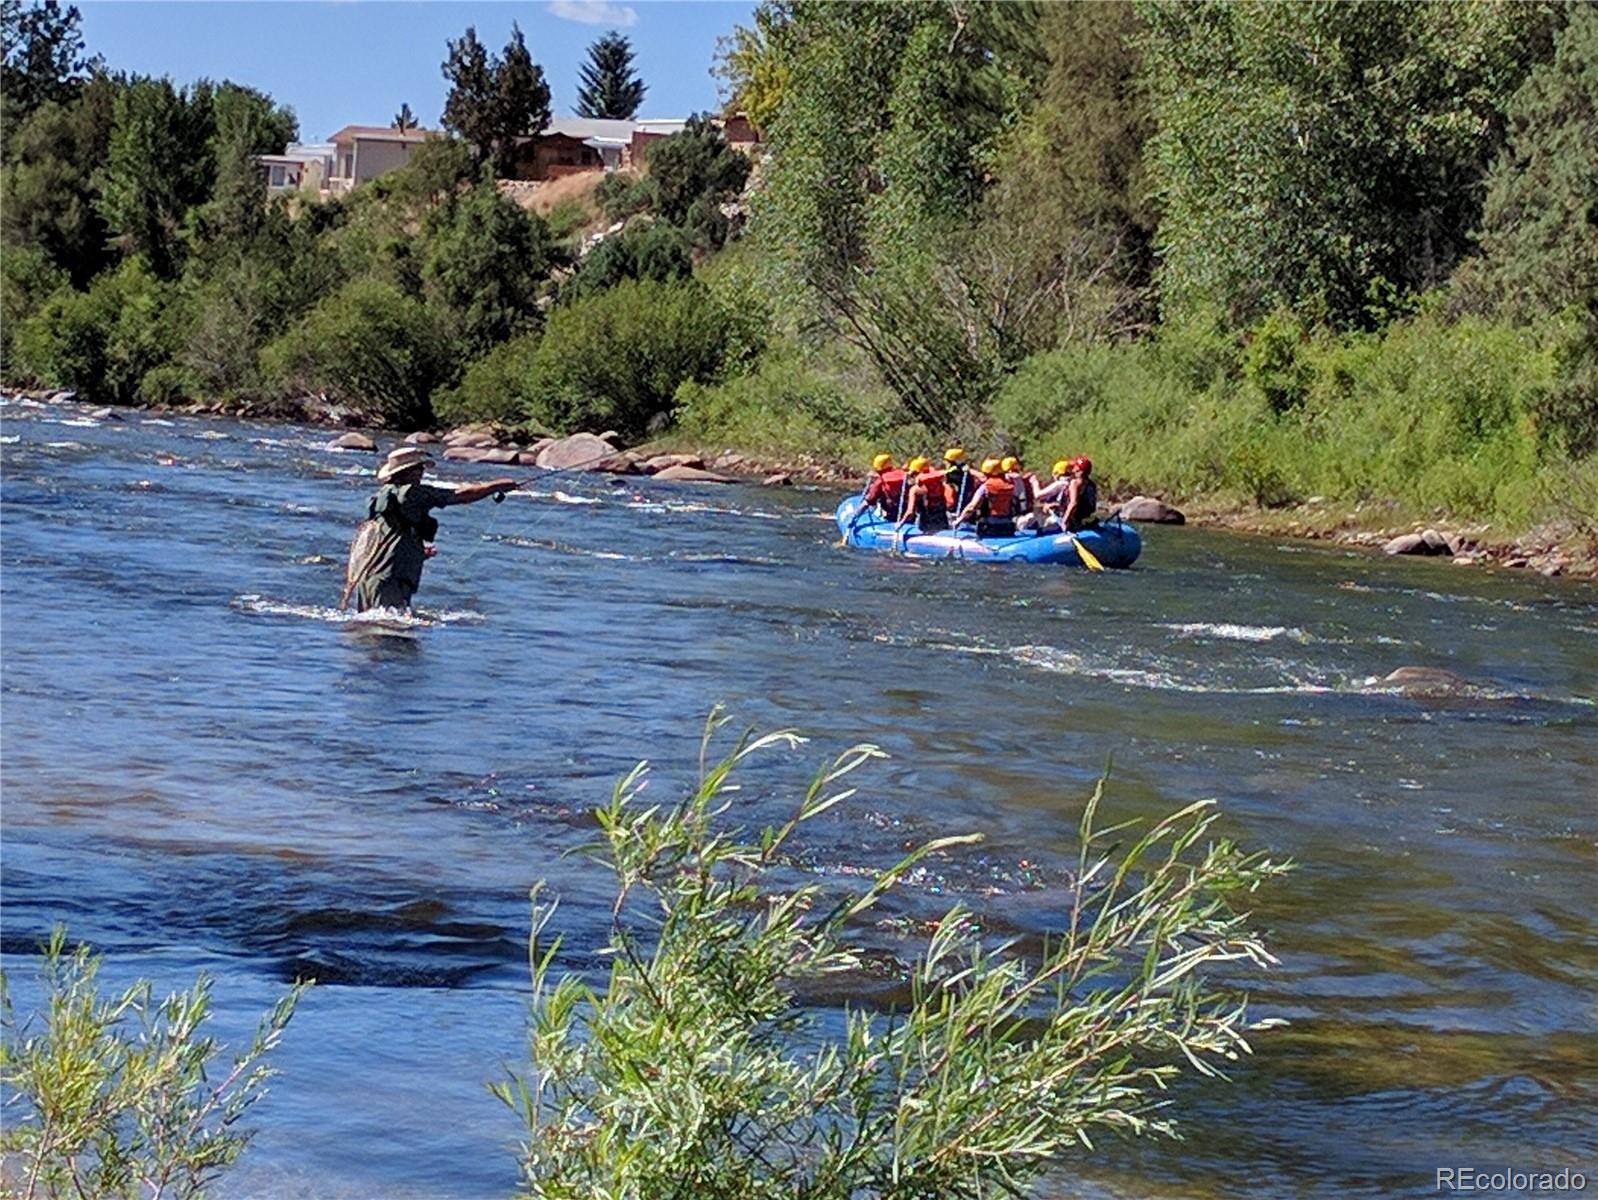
<box><xmin>1</xmin><ymin>0</ymin><xmax>96</xmax><ymax>134</ymax></box>
<box><xmin>575</xmin><ymin>31</ymin><xmax>645</xmax><ymax>120</ymax></box>
<box><xmin>393</xmin><ymin>101</ymin><xmax>415</xmax><ymax>131</ymax></box>
<box><xmin>441</xmin><ymin>23</ymin><xmax>550</xmax><ymax>172</ymax></box>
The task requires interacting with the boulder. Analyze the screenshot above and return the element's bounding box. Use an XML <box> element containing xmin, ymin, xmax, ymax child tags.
<box><xmin>88</xmin><ymin>406</ymin><xmax>120</xmax><ymax>421</ymax></box>
<box><xmin>643</xmin><ymin>453</ymin><xmax>706</xmax><ymax>473</ymax></box>
<box><xmin>536</xmin><ymin>432</ymin><xmax>618</xmax><ymax>470</ymax></box>
<box><xmin>596</xmin><ymin>430</ymin><xmax>621</xmax><ymax>444</ymax></box>
<box><xmin>712</xmin><ymin>451</ymin><xmax>746</xmax><ymax>471</ymax></box>
<box><xmin>404</xmin><ymin>431</ymin><xmax>440</xmax><ymax>445</ymax></box>
<box><xmin>443</xmin><ymin>444</ymin><xmax>503</xmax><ymax>462</ymax></box>
<box><xmin>476</xmin><ymin>447</ymin><xmax>520</xmax><ymax>464</ymax></box>
<box><xmin>445</xmin><ymin>430</ymin><xmax>500</xmax><ymax>449</ymax></box>
<box><xmin>327</xmin><ymin>431</ymin><xmax>377</xmax><ymax>452</ymax></box>
<box><xmin>1420</xmin><ymin>528</ymin><xmax>1450</xmax><ymax>553</ymax></box>
<box><xmin>47</xmin><ymin>390</ymin><xmax>76</xmax><ymax>403</ymax></box>
<box><xmin>762</xmin><ymin>472</ymin><xmax>794</xmax><ymax>487</ymax></box>
<box><xmin>1118</xmin><ymin>496</ymin><xmax>1186</xmax><ymax>524</ymax></box>
<box><xmin>653</xmin><ymin>464</ymin><xmax>736</xmax><ymax>484</ymax></box>
<box><xmin>1382</xmin><ymin>532</ymin><xmax>1427</xmax><ymax>555</ymax></box>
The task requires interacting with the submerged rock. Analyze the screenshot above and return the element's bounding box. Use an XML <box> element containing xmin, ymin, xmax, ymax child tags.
<box><xmin>1118</xmin><ymin>496</ymin><xmax>1185</xmax><ymax>524</ymax></box>
<box><xmin>1378</xmin><ymin>666</ymin><xmax>1471</xmax><ymax>694</ymax></box>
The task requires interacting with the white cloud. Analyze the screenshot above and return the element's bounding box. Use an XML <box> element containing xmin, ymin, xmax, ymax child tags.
<box><xmin>547</xmin><ymin>0</ymin><xmax>639</xmax><ymax>27</ymax></box>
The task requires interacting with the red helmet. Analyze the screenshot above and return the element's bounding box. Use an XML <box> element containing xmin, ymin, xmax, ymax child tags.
<box><xmin>1073</xmin><ymin>456</ymin><xmax>1092</xmax><ymax>476</ymax></box>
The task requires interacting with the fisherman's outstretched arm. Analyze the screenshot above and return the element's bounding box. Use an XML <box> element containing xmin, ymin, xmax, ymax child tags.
<box><xmin>446</xmin><ymin>478</ymin><xmax>518</xmax><ymax>505</ymax></box>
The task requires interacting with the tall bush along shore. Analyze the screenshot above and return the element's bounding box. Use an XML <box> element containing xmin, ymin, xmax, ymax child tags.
<box><xmin>3</xmin><ymin>1</ymin><xmax>1595</xmax><ymax>572</ymax></box>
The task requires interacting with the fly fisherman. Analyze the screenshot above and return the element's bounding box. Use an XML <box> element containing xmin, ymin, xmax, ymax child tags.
<box><xmin>341</xmin><ymin>446</ymin><xmax>517</xmax><ymax>611</ymax></box>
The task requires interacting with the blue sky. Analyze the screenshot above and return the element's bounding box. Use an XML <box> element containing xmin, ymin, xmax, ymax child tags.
<box><xmin>77</xmin><ymin>1</ymin><xmax>756</xmax><ymax>143</ymax></box>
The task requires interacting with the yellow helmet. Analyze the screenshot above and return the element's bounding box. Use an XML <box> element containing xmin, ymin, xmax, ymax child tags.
<box><xmin>1052</xmin><ymin>459</ymin><xmax>1070</xmax><ymax>477</ymax></box>
<box><xmin>1000</xmin><ymin>455</ymin><xmax>1019</xmax><ymax>472</ymax></box>
<box><xmin>871</xmin><ymin>453</ymin><xmax>893</xmax><ymax>471</ymax></box>
<box><xmin>943</xmin><ymin>447</ymin><xmax>966</xmax><ymax>463</ymax></box>
<box><xmin>907</xmin><ymin>455</ymin><xmax>929</xmax><ymax>472</ymax></box>
<box><xmin>980</xmin><ymin>457</ymin><xmax>1002</xmax><ymax>475</ymax></box>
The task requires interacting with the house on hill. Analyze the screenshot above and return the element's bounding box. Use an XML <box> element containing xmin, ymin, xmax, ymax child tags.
<box><xmin>324</xmin><ymin>125</ymin><xmax>435</xmax><ymax>193</ymax></box>
<box><xmin>507</xmin><ymin>117</ymin><xmax>690</xmax><ymax>181</ymax></box>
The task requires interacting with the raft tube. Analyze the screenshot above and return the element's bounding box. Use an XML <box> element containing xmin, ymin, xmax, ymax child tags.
<box><xmin>836</xmin><ymin>496</ymin><xmax>1141</xmax><ymax>567</ymax></box>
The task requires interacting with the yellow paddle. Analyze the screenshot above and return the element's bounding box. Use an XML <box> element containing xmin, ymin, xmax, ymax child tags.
<box><xmin>1065</xmin><ymin>531</ymin><xmax>1105</xmax><ymax>571</ymax></box>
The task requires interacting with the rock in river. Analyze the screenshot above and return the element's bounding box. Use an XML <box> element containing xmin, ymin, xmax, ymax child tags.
<box><xmin>653</xmin><ymin>465</ymin><xmax>736</xmax><ymax>484</ymax></box>
<box><xmin>536</xmin><ymin>432</ymin><xmax>618</xmax><ymax>470</ymax></box>
<box><xmin>1378</xmin><ymin>666</ymin><xmax>1471</xmax><ymax>695</ymax></box>
<box><xmin>327</xmin><ymin>432</ymin><xmax>377</xmax><ymax>452</ymax></box>
<box><xmin>404</xmin><ymin>431</ymin><xmax>440</xmax><ymax>445</ymax></box>
<box><xmin>1118</xmin><ymin>496</ymin><xmax>1185</xmax><ymax>524</ymax></box>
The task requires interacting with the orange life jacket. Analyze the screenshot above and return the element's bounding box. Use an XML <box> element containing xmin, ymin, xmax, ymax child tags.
<box><xmin>917</xmin><ymin>469</ymin><xmax>947</xmax><ymax>514</ymax></box>
<box><xmin>879</xmin><ymin>468</ymin><xmax>907</xmax><ymax>505</ymax></box>
<box><xmin>982</xmin><ymin>476</ymin><xmax>1016</xmax><ymax>517</ymax></box>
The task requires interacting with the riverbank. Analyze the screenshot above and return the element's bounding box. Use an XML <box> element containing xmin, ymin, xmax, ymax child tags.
<box><xmin>7</xmin><ymin>385</ymin><xmax>1592</xmax><ymax>579</ymax></box>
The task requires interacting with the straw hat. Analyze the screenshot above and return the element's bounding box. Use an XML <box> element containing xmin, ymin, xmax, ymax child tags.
<box><xmin>377</xmin><ymin>445</ymin><xmax>432</xmax><ymax>482</ymax></box>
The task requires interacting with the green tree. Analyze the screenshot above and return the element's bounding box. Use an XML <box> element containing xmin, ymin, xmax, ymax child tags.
<box><xmin>421</xmin><ymin>181</ymin><xmax>553</xmax><ymax>354</ymax></box>
<box><xmin>0</xmin><ymin>0</ymin><xmax>95</xmax><ymax>135</ymax></box>
<box><xmin>441</xmin><ymin>23</ymin><xmax>550</xmax><ymax>172</ymax></box>
<box><xmin>1139</xmin><ymin>0</ymin><xmax>1566</xmax><ymax>330</ymax></box>
<box><xmin>95</xmin><ymin>77</ymin><xmax>203</xmax><ymax>276</ymax></box>
<box><xmin>575</xmin><ymin>30</ymin><xmax>645</xmax><ymax>120</ymax></box>
<box><xmin>189</xmin><ymin>82</ymin><xmax>297</xmax><ymax>252</ymax></box>
<box><xmin>1471</xmin><ymin>3</ymin><xmax>1598</xmax><ymax>321</ymax></box>
<box><xmin>756</xmin><ymin>1</ymin><xmax>1047</xmax><ymax>430</ymax></box>
<box><xmin>393</xmin><ymin>100</ymin><xmax>416</xmax><ymax>131</ymax></box>
<box><xmin>261</xmin><ymin>278</ymin><xmax>453</xmax><ymax>427</ymax></box>
<box><xmin>0</xmin><ymin>71</ymin><xmax>118</xmax><ymax>286</ymax></box>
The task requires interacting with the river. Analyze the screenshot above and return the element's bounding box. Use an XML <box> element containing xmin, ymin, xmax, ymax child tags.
<box><xmin>2</xmin><ymin>396</ymin><xmax>1594</xmax><ymax>1199</ymax></box>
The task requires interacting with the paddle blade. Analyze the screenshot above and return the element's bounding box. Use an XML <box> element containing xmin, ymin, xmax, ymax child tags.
<box><xmin>1073</xmin><ymin>534</ymin><xmax>1105</xmax><ymax>572</ymax></box>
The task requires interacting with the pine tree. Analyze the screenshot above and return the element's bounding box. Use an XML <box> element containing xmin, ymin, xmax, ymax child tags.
<box><xmin>575</xmin><ymin>31</ymin><xmax>645</xmax><ymax>120</ymax></box>
<box><xmin>441</xmin><ymin>23</ymin><xmax>550</xmax><ymax>172</ymax></box>
<box><xmin>393</xmin><ymin>101</ymin><xmax>415</xmax><ymax>131</ymax></box>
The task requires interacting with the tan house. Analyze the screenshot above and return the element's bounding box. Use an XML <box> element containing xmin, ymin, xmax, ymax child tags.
<box><xmin>259</xmin><ymin>143</ymin><xmax>334</xmax><ymax>193</ymax></box>
<box><xmin>325</xmin><ymin>125</ymin><xmax>435</xmax><ymax>193</ymax></box>
<box><xmin>508</xmin><ymin>117</ymin><xmax>690</xmax><ymax>182</ymax></box>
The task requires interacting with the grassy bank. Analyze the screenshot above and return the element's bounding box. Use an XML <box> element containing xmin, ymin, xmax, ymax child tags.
<box><xmin>668</xmin><ymin>310</ymin><xmax>1598</xmax><ymax>575</ymax></box>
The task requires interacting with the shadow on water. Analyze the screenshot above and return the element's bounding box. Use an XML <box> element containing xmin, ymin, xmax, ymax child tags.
<box><xmin>3</xmin><ymin>397</ymin><xmax>1597</xmax><ymax>1198</ymax></box>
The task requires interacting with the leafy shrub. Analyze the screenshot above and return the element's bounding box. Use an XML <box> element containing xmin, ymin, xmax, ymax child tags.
<box><xmin>565</xmin><ymin>220</ymin><xmax>691</xmax><ymax>299</ymax></box>
<box><xmin>520</xmin><ymin>278</ymin><xmax>734</xmax><ymax>438</ymax></box>
<box><xmin>11</xmin><ymin>259</ymin><xmax>177</xmax><ymax>404</ymax></box>
<box><xmin>497</xmin><ymin>714</ymin><xmax>1288</xmax><ymax>1197</ymax></box>
<box><xmin>431</xmin><ymin>332</ymin><xmax>540</xmax><ymax>428</ymax></box>
<box><xmin>595</xmin><ymin>170</ymin><xmax>651</xmax><ymax>223</ymax></box>
<box><xmin>1</xmin><ymin>928</ymin><xmax>305</xmax><ymax>1200</ymax></box>
<box><xmin>543</xmin><ymin>197</ymin><xmax>590</xmax><ymax>242</ymax></box>
<box><xmin>643</xmin><ymin>114</ymin><xmax>750</xmax><ymax>248</ymax></box>
<box><xmin>260</xmin><ymin>278</ymin><xmax>452</xmax><ymax>427</ymax></box>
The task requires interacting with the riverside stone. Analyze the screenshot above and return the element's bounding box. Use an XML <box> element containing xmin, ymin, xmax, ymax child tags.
<box><xmin>643</xmin><ymin>453</ymin><xmax>706</xmax><ymax>472</ymax></box>
<box><xmin>328</xmin><ymin>432</ymin><xmax>377</xmax><ymax>452</ymax></box>
<box><xmin>404</xmin><ymin>431</ymin><xmax>440</xmax><ymax>445</ymax></box>
<box><xmin>762</xmin><ymin>472</ymin><xmax>793</xmax><ymax>487</ymax></box>
<box><xmin>536</xmin><ymin>432</ymin><xmax>618</xmax><ymax>470</ymax></box>
<box><xmin>1382</xmin><ymin>533</ymin><xmax>1427</xmax><ymax>555</ymax></box>
<box><xmin>1118</xmin><ymin>496</ymin><xmax>1186</xmax><ymax>524</ymax></box>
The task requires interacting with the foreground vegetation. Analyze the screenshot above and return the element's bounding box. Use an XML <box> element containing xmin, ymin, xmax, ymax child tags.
<box><xmin>2</xmin><ymin>719</ymin><xmax>1289</xmax><ymax>1197</ymax></box>
<box><xmin>2</xmin><ymin>0</ymin><xmax>1594</xmax><ymax>548</ymax></box>
<box><xmin>0</xmin><ymin>931</ymin><xmax>305</xmax><ymax>1200</ymax></box>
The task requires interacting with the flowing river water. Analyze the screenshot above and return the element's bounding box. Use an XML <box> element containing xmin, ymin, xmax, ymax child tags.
<box><xmin>2</xmin><ymin>396</ymin><xmax>1595</xmax><ymax>1198</ymax></box>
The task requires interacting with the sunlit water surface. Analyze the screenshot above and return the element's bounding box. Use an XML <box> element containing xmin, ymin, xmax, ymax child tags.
<box><xmin>2</xmin><ymin>398</ymin><xmax>1594</xmax><ymax>1198</ymax></box>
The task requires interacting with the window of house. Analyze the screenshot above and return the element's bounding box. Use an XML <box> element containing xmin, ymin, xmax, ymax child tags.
<box><xmin>269</xmin><ymin>165</ymin><xmax>287</xmax><ymax>188</ymax></box>
<box><xmin>341</xmin><ymin>152</ymin><xmax>354</xmax><ymax>178</ymax></box>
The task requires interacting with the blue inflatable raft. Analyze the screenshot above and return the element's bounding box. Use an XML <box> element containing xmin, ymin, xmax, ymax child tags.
<box><xmin>835</xmin><ymin>496</ymin><xmax>1141</xmax><ymax>567</ymax></box>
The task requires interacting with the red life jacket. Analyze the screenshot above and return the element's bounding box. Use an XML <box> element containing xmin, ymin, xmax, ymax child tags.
<box><xmin>982</xmin><ymin>476</ymin><xmax>1016</xmax><ymax>517</ymax></box>
<box><xmin>917</xmin><ymin>469</ymin><xmax>947</xmax><ymax>513</ymax></box>
<box><xmin>878</xmin><ymin>468</ymin><xmax>907</xmax><ymax>509</ymax></box>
